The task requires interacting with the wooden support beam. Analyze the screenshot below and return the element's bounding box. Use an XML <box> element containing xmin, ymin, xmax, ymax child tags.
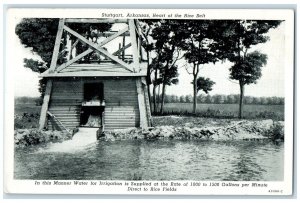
<box><xmin>136</xmin><ymin>21</ymin><xmax>149</xmax><ymax>64</ymax></box>
<box><xmin>48</xmin><ymin>19</ymin><xmax>65</xmax><ymax>73</ymax></box>
<box><xmin>47</xmin><ymin>111</ymin><xmax>71</xmax><ymax>134</ymax></box>
<box><xmin>56</xmin><ymin>49</ymin><xmax>93</xmax><ymax>72</ymax></box>
<box><xmin>129</xmin><ymin>19</ymin><xmax>139</xmax><ymax>72</ymax></box>
<box><xmin>112</xmin><ymin>43</ymin><xmax>131</xmax><ymax>56</ymax></box>
<box><xmin>122</xmin><ymin>35</ymin><xmax>126</xmax><ymax>60</ymax></box>
<box><xmin>141</xmin><ymin>77</ymin><xmax>152</xmax><ymax>126</ymax></box>
<box><xmin>138</xmin><ymin>36</ymin><xmax>142</xmax><ymax>63</ymax></box>
<box><xmin>65</xmin><ymin>18</ymin><xmax>128</xmax><ymax>24</ymax></box>
<box><xmin>71</xmin><ymin>39</ymin><xmax>79</xmax><ymax>50</ymax></box>
<box><xmin>55</xmin><ymin>26</ymin><xmax>129</xmax><ymax>72</ymax></box>
<box><xmin>136</xmin><ymin>78</ymin><xmax>148</xmax><ymax>129</ymax></box>
<box><xmin>63</xmin><ymin>25</ymin><xmax>134</xmax><ymax>72</ymax></box>
<box><xmin>70</xmin><ymin>39</ymin><xmax>79</xmax><ymax>60</ymax></box>
<box><xmin>39</xmin><ymin>80</ymin><xmax>53</xmax><ymax>130</ymax></box>
<box><xmin>95</xmin><ymin>27</ymin><xmax>129</xmax><ymax>45</ymax></box>
<box><xmin>94</xmin><ymin>31</ymin><xmax>130</xmax><ymax>37</ymax></box>
<box><xmin>118</xmin><ymin>43</ymin><xmax>121</xmax><ymax>58</ymax></box>
<box><xmin>94</xmin><ymin>47</ymin><xmax>134</xmax><ymax>72</ymax></box>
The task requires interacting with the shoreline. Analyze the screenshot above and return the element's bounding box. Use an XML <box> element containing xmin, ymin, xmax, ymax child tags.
<box><xmin>102</xmin><ymin>119</ymin><xmax>284</xmax><ymax>142</ymax></box>
<box><xmin>14</xmin><ymin>117</ymin><xmax>284</xmax><ymax>148</ymax></box>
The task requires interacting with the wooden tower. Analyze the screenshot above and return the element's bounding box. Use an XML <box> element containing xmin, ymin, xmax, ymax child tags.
<box><xmin>38</xmin><ymin>18</ymin><xmax>151</xmax><ymax>131</ymax></box>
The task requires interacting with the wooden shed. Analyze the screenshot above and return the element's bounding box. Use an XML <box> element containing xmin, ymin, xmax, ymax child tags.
<box><xmin>38</xmin><ymin>18</ymin><xmax>151</xmax><ymax>132</ymax></box>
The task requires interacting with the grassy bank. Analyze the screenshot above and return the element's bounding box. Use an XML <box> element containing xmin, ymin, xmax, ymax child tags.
<box><xmin>14</xmin><ymin>103</ymin><xmax>41</xmax><ymax>115</ymax></box>
<box><xmin>14</xmin><ymin>103</ymin><xmax>284</xmax><ymax>130</ymax></box>
<box><xmin>13</xmin><ymin>103</ymin><xmax>284</xmax><ymax>144</ymax></box>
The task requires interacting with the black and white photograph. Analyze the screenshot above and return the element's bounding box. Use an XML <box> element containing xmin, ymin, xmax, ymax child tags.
<box><xmin>4</xmin><ymin>8</ymin><xmax>294</xmax><ymax>195</ymax></box>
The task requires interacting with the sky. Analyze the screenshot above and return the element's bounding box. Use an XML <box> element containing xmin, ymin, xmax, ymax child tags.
<box><xmin>12</xmin><ymin>19</ymin><xmax>286</xmax><ymax>98</ymax></box>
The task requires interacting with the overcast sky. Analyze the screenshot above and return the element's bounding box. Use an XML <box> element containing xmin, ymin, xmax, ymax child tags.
<box><xmin>12</xmin><ymin>20</ymin><xmax>286</xmax><ymax>98</ymax></box>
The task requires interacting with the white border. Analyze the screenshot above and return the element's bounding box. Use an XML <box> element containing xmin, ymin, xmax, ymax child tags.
<box><xmin>3</xmin><ymin>8</ymin><xmax>295</xmax><ymax>196</ymax></box>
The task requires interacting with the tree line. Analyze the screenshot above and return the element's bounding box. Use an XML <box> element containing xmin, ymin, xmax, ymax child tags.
<box><xmin>151</xmin><ymin>94</ymin><xmax>284</xmax><ymax>105</ymax></box>
<box><xmin>15</xmin><ymin>97</ymin><xmax>40</xmax><ymax>105</ymax></box>
<box><xmin>15</xmin><ymin>94</ymin><xmax>284</xmax><ymax>106</ymax></box>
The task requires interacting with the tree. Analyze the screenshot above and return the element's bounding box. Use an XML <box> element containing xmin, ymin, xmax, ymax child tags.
<box><xmin>148</xmin><ymin>58</ymin><xmax>163</xmax><ymax>113</ymax></box>
<box><xmin>244</xmin><ymin>96</ymin><xmax>254</xmax><ymax>105</ymax></box>
<box><xmin>226</xmin><ymin>94</ymin><xmax>237</xmax><ymax>104</ymax></box>
<box><xmin>196</xmin><ymin>77</ymin><xmax>215</xmax><ymax>94</ymax></box>
<box><xmin>179</xmin><ymin>95</ymin><xmax>186</xmax><ymax>103</ymax></box>
<box><xmin>16</xmin><ymin>19</ymin><xmax>59</xmax><ymax>97</ymax></box>
<box><xmin>158</xmin><ymin>47</ymin><xmax>179</xmax><ymax>114</ymax></box>
<box><xmin>139</xmin><ymin>20</ymin><xmax>161</xmax><ymax>113</ymax></box>
<box><xmin>15</xmin><ymin>18</ymin><xmax>112</xmax><ymax>97</ymax></box>
<box><xmin>252</xmin><ymin>97</ymin><xmax>261</xmax><ymax>105</ymax></box>
<box><xmin>213</xmin><ymin>94</ymin><xmax>225</xmax><ymax>104</ymax></box>
<box><xmin>271</xmin><ymin>96</ymin><xmax>280</xmax><ymax>105</ymax></box>
<box><xmin>205</xmin><ymin>95</ymin><xmax>213</xmax><ymax>104</ymax></box>
<box><xmin>278</xmin><ymin>97</ymin><xmax>285</xmax><ymax>105</ymax></box>
<box><xmin>170</xmin><ymin>95</ymin><xmax>179</xmax><ymax>103</ymax></box>
<box><xmin>261</xmin><ymin>97</ymin><xmax>268</xmax><ymax>105</ymax></box>
<box><xmin>229</xmin><ymin>51</ymin><xmax>267</xmax><ymax>117</ymax></box>
<box><xmin>225</xmin><ymin>20</ymin><xmax>281</xmax><ymax>118</ymax></box>
<box><xmin>185</xmin><ymin>95</ymin><xmax>193</xmax><ymax>103</ymax></box>
<box><xmin>197</xmin><ymin>94</ymin><xmax>206</xmax><ymax>103</ymax></box>
<box><xmin>179</xmin><ymin>20</ymin><xmax>230</xmax><ymax>114</ymax></box>
<box><xmin>146</xmin><ymin>20</ymin><xmax>181</xmax><ymax>114</ymax></box>
<box><xmin>164</xmin><ymin>95</ymin><xmax>171</xmax><ymax>103</ymax></box>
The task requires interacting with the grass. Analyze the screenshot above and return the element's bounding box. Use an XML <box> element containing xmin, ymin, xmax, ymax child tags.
<box><xmin>14</xmin><ymin>104</ymin><xmax>41</xmax><ymax>129</ymax></box>
<box><xmin>14</xmin><ymin>102</ymin><xmax>284</xmax><ymax>130</ymax></box>
<box><xmin>160</xmin><ymin>103</ymin><xmax>284</xmax><ymax>120</ymax></box>
<box><xmin>152</xmin><ymin>116</ymin><xmax>233</xmax><ymax>128</ymax></box>
<box><xmin>14</xmin><ymin>103</ymin><xmax>41</xmax><ymax>115</ymax></box>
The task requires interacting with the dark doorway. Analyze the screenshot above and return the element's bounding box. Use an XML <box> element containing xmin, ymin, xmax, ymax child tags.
<box><xmin>80</xmin><ymin>83</ymin><xmax>104</xmax><ymax>127</ymax></box>
<box><xmin>84</xmin><ymin>83</ymin><xmax>104</xmax><ymax>101</ymax></box>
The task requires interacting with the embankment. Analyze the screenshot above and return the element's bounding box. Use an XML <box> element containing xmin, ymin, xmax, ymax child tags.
<box><xmin>15</xmin><ymin>129</ymin><xmax>72</xmax><ymax>148</ymax></box>
<box><xmin>102</xmin><ymin>119</ymin><xmax>284</xmax><ymax>142</ymax></box>
<box><xmin>15</xmin><ymin>119</ymin><xmax>284</xmax><ymax>147</ymax></box>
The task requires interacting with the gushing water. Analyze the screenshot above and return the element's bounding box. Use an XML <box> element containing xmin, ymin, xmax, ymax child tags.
<box><xmin>42</xmin><ymin>128</ymin><xmax>98</xmax><ymax>153</ymax></box>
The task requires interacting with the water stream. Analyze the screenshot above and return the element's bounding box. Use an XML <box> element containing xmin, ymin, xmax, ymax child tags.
<box><xmin>14</xmin><ymin>130</ymin><xmax>284</xmax><ymax>181</ymax></box>
<box><xmin>41</xmin><ymin>128</ymin><xmax>98</xmax><ymax>153</ymax></box>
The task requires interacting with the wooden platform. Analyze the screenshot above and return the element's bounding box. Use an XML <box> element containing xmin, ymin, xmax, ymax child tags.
<box><xmin>41</xmin><ymin>63</ymin><xmax>147</xmax><ymax>77</ymax></box>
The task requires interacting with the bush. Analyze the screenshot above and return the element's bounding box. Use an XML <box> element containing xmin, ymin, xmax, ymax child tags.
<box><xmin>256</xmin><ymin>111</ymin><xmax>284</xmax><ymax>121</ymax></box>
<box><xmin>15</xmin><ymin>128</ymin><xmax>72</xmax><ymax>148</ymax></box>
<box><xmin>264</xmin><ymin>122</ymin><xmax>284</xmax><ymax>141</ymax></box>
<box><xmin>14</xmin><ymin>113</ymin><xmax>40</xmax><ymax>129</ymax></box>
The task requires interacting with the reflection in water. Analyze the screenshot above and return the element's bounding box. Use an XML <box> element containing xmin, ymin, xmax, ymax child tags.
<box><xmin>14</xmin><ymin>139</ymin><xmax>284</xmax><ymax>181</ymax></box>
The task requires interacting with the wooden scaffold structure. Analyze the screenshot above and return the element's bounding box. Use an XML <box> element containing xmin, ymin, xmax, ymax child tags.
<box><xmin>38</xmin><ymin>18</ymin><xmax>152</xmax><ymax>132</ymax></box>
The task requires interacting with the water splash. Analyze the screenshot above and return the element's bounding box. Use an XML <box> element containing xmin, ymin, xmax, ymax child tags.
<box><xmin>40</xmin><ymin>128</ymin><xmax>99</xmax><ymax>153</ymax></box>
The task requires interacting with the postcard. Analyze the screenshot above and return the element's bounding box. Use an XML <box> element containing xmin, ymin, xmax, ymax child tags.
<box><xmin>4</xmin><ymin>8</ymin><xmax>294</xmax><ymax>195</ymax></box>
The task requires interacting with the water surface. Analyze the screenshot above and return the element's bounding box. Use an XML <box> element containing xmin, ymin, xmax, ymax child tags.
<box><xmin>14</xmin><ymin>136</ymin><xmax>284</xmax><ymax>181</ymax></box>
